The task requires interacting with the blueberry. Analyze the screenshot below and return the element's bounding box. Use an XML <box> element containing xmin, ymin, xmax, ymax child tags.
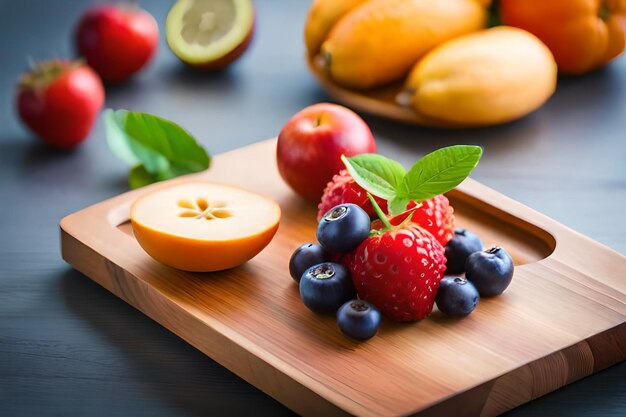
<box><xmin>289</xmin><ymin>243</ymin><xmax>327</xmax><ymax>283</ymax></box>
<box><xmin>444</xmin><ymin>228</ymin><xmax>483</xmax><ymax>274</ymax></box>
<box><xmin>465</xmin><ymin>247</ymin><xmax>514</xmax><ymax>296</ymax></box>
<box><xmin>337</xmin><ymin>299</ymin><xmax>381</xmax><ymax>340</ymax></box>
<box><xmin>435</xmin><ymin>277</ymin><xmax>479</xmax><ymax>317</ymax></box>
<box><xmin>299</xmin><ymin>262</ymin><xmax>356</xmax><ymax>314</ymax></box>
<box><xmin>316</xmin><ymin>204</ymin><xmax>370</xmax><ymax>253</ymax></box>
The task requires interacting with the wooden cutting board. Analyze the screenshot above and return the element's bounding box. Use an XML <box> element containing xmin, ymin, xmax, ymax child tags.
<box><xmin>60</xmin><ymin>139</ymin><xmax>626</xmax><ymax>417</ymax></box>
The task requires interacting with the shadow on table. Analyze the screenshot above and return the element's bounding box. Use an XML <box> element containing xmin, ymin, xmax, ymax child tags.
<box><xmin>0</xmin><ymin>137</ymin><xmax>130</xmax><ymax>198</ymax></box>
<box><xmin>59</xmin><ymin>268</ymin><xmax>296</xmax><ymax>417</ymax></box>
<box><xmin>0</xmin><ymin>136</ymin><xmax>77</xmax><ymax>167</ymax></box>
<box><xmin>162</xmin><ymin>63</ymin><xmax>242</xmax><ymax>90</ymax></box>
<box><xmin>0</xmin><ymin>137</ymin><xmax>98</xmax><ymax>189</ymax></box>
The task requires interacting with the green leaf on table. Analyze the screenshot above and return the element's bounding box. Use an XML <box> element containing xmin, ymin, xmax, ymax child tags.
<box><xmin>104</xmin><ymin>109</ymin><xmax>211</xmax><ymax>189</ymax></box>
<box><xmin>128</xmin><ymin>165</ymin><xmax>159</xmax><ymax>189</ymax></box>
<box><xmin>105</xmin><ymin>109</ymin><xmax>140</xmax><ymax>166</ymax></box>
<box><xmin>398</xmin><ymin>145</ymin><xmax>482</xmax><ymax>202</ymax></box>
<box><xmin>341</xmin><ymin>154</ymin><xmax>406</xmax><ymax>201</ymax></box>
<box><xmin>123</xmin><ymin>111</ymin><xmax>210</xmax><ymax>173</ymax></box>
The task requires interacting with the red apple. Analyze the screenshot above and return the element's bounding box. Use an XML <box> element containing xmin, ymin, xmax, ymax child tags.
<box><xmin>277</xmin><ymin>103</ymin><xmax>376</xmax><ymax>202</ymax></box>
<box><xmin>75</xmin><ymin>4</ymin><xmax>159</xmax><ymax>84</ymax></box>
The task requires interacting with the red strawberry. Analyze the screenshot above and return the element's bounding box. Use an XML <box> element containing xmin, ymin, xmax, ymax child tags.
<box><xmin>377</xmin><ymin>195</ymin><xmax>455</xmax><ymax>247</ymax></box>
<box><xmin>16</xmin><ymin>60</ymin><xmax>105</xmax><ymax>149</ymax></box>
<box><xmin>349</xmin><ymin>222</ymin><xmax>446</xmax><ymax>322</ymax></box>
<box><xmin>317</xmin><ymin>169</ymin><xmax>385</xmax><ymax>220</ymax></box>
<box><xmin>412</xmin><ymin>195</ymin><xmax>454</xmax><ymax>246</ymax></box>
<box><xmin>318</xmin><ymin>170</ymin><xmax>454</xmax><ymax>246</ymax></box>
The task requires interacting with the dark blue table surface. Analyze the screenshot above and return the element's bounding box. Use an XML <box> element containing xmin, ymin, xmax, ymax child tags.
<box><xmin>1</xmin><ymin>1</ymin><xmax>624</xmax><ymax>416</ymax></box>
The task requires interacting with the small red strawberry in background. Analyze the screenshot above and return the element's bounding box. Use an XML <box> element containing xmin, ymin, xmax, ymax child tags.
<box><xmin>341</xmin><ymin>146</ymin><xmax>482</xmax><ymax>322</ymax></box>
<box><xmin>16</xmin><ymin>60</ymin><xmax>105</xmax><ymax>149</ymax></box>
<box><xmin>318</xmin><ymin>170</ymin><xmax>455</xmax><ymax>246</ymax></box>
<box><xmin>75</xmin><ymin>3</ymin><xmax>158</xmax><ymax>84</ymax></box>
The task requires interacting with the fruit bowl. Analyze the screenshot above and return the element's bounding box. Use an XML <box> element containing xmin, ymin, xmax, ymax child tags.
<box><xmin>306</xmin><ymin>55</ymin><xmax>488</xmax><ymax>129</ymax></box>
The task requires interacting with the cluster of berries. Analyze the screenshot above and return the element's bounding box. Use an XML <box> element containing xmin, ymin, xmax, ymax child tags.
<box><xmin>289</xmin><ymin>171</ymin><xmax>515</xmax><ymax>341</ymax></box>
<box><xmin>290</xmin><ymin>204</ymin><xmax>380</xmax><ymax>340</ymax></box>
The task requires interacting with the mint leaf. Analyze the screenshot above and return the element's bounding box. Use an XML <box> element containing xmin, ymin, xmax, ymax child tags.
<box><xmin>128</xmin><ymin>165</ymin><xmax>159</xmax><ymax>189</ymax></box>
<box><xmin>105</xmin><ymin>109</ymin><xmax>140</xmax><ymax>166</ymax></box>
<box><xmin>388</xmin><ymin>196</ymin><xmax>410</xmax><ymax>216</ymax></box>
<box><xmin>342</xmin><ymin>147</ymin><xmax>481</xmax><ymax>215</ymax></box>
<box><xmin>123</xmin><ymin>111</ymin><xmax>210</xmax><ymax>172</ymax></box>
<box><xmin>118</xmin><ymin>116</ymin><xmax>170</xmax><ymax>174</ymax></box>
<box><xmin>341</xmin><ymin>154</ymin><xmax>406</xmax><ymax>201</ymax></box>
<box><xmin>105</xmin><ymin>109</ymin><xmax>211</xmax><ymax>188</ymax></box>
<box><xmin>398</xmin><ymin>145</ymin><xmax>482</xmax><ymax>202</ymax></box>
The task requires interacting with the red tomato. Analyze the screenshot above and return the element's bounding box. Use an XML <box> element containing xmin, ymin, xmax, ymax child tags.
<box><xmin>16</xmin><ymin>60</ymin><xmax>105</xmax><ymax>149</ymax></box>
<box><xmin>75</xmin><ymin>4</ymin><xmax>159</xmax><ymax>84</ymax></box>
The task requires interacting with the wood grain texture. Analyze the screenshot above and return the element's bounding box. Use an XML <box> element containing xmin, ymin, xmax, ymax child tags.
<box><xmin>60</xmin><ymin>139</ymin><xmax>626</xmax><ymax>417</ymax></box>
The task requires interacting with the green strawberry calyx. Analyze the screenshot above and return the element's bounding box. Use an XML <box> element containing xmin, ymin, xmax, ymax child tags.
<box><xmin>367</xmin><ymin>192</ymin><xmax>393</xmax><ymax>231</ymax></box>
<box><xmin>366</xmin><ymin>192</ymin><xmax>422</xmax><ymax>235</ymax></box>
<box><xmin>342</xmin><ymin>145</ymin><xmax>483</xmax><ymax>231</ymax></box>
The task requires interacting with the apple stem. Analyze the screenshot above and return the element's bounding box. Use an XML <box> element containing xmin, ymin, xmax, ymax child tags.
<box><xmin>367</xmin><ymin>192</ymin><xmax>393</xmax><ymax>231</ymax></box>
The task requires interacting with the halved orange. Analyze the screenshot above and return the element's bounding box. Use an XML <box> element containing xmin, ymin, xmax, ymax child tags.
<box><xmin>130</xmin><ymin>182</ymin><xmax>280</xmax><ymax>272</ymax></box>
<box><xmin>166</xmin><ymin>0</ymin><xmax>255</xmax><ymax>69</ymax></box>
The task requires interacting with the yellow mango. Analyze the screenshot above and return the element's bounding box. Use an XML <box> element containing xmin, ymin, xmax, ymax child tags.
<box><xmin>320</xmin><ymin>0</ymin><xmax>487</xmax><ymax>89</ymax></box>
<box><xmin>402</xmin><ymin>26</ymin><xmax>557</xmax><ymax>126</ymax></box>
<box><xmin>304</xmin><ymin>0</ymin><xmax>370</xmax><ymax>57</ymax></box>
